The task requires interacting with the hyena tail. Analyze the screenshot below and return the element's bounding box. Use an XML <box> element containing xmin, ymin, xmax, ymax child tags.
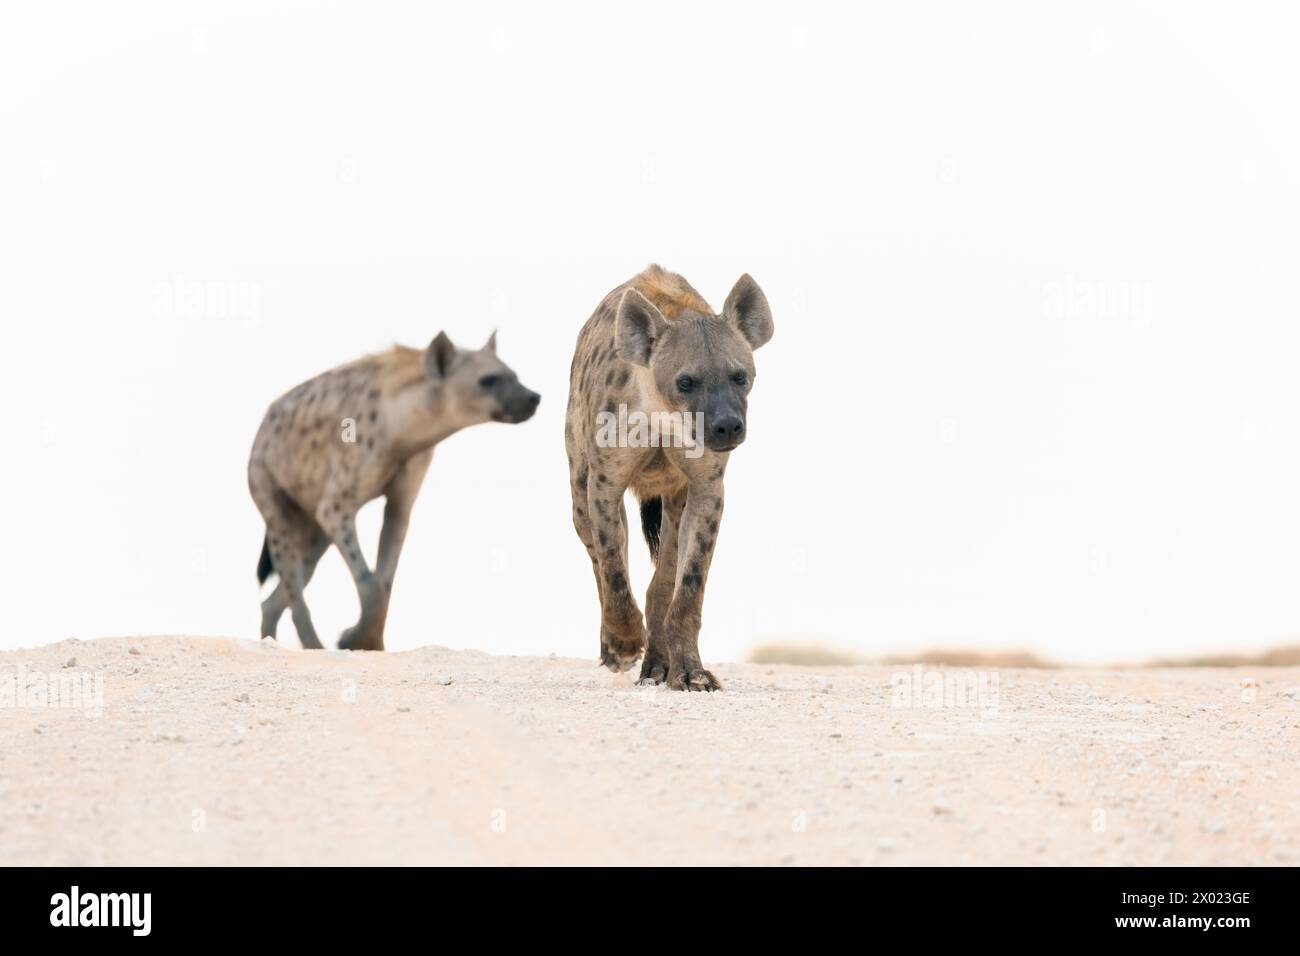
<box><xmin>640</xmin><ymin>496</ymin><xmax>663</xmax><ymax>560</ymax></box>
<box><xmin>257</xmin><ymin>534</ymin><xmax>274</xmax><ymax>585</ymax></box>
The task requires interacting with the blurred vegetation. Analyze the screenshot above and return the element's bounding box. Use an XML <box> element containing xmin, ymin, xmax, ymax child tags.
<box><xmin>1144</xmin><ymin>645</ymin><xmax>1300</xmax><ymax>667</ymax></box>
<box><xmin>746</xmin><ymin>641</ymin><xmax>1054</xmax><ymax>668</ymax></box>
<box><xmin>747</xmin><ymin>640</ymin><xmax>1300</xmax><ymax>669</ymax></box>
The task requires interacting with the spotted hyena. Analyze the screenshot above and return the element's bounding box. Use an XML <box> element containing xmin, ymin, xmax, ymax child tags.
<box><xmin>565</xmin><ymin>265</ymin><xmax>774</xmax><ymax>690</ymax></box>
<box><xmin>249</xmin><ymin>331</ymin><xmax>540</xmax><ymax>650</ymax></box>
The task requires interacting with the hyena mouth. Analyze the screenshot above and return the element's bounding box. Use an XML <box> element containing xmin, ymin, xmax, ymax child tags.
<box><xmin>706</xmin><ymin>439</ymin><xmax>743</xmax><ymax>453</ymax></box>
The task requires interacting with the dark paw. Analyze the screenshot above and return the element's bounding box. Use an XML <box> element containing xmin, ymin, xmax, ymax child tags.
<box><xmin>338</xmin><ymin>623</ymin><xmax>382</xmax><ymax>651</ymax></box>
<box><xmin>638</xmin><ymin>664</ymin><xmax>667</xmax><ymax>686</ymax></box>
<box><xmin>667</xmin><ymin>668</ymin><xmax>722</xmax><ymax>692</ymax></box>
<box><xmin>637</xmin><ymin>650</ymin><xmax>669</xmax><ymax>685</ymax></box>
<box><xmin>599</xmin><ymin>624</ymin><xmax>644</xmax><ymax>673</ymax></box>
<box><xmin>600</xmin><ymin>643</ymin><xmax>640</xmax><ymax>673</ymax></box>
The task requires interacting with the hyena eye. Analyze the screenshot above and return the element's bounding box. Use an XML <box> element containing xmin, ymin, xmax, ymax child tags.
<box><xmin>731</xmin><ymin>371</ymin><xmax>748</xmax><ymax>387</ymax></box>
<box><xmin>478</xmin><ymin>375</ymin><xmax>499</xmax><ymax>390</ymax></box>
<box><xmin>676</xmin><ymin>375</ymin><xmax>696</xmax><ymax>393</ymax></box>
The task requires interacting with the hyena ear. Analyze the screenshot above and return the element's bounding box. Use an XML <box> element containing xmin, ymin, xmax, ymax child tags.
<box><xmin>615</xmin><ymin>289</ymin><xmax>667</xmax><ymax>367</ymax></box>
<box><xmin>424</xmin><ymin>331</ymin><xmax>457</xmax><ymax>379</ymax></box>
<box><xmin>483</xmin><ymin>329</ymin><xmax>497</xmax><ymax>353</ymax></box>
<box><xmin>722</xmin><ymin>274</ymin><xmax>774</xmax><ymax>350</ymax></box>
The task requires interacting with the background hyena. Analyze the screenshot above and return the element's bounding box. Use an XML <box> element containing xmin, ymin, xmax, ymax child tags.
<box><xmin>565</xmin><ymin>265</ymin><xmax>774</xmax><ymax>690</ymax></box>
<box><xmin>249</xmin><ymin>331</ymin><xmax>539</xmax><ymax>650</ymax></box>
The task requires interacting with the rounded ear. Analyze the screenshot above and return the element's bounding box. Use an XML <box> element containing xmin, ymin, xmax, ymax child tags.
<box><xmin>484</xmin><ymin>329</ymin><xmax>498</xmax><ymax>353</ymax></box>
<box><xmin>722</xmin><ymin>274</ymin><xmax>774</xmax><ymax>350</ymax></box>
<box><xmin>424</xmin><ymin>331</ymin><xmax>456</xmax><ymax>379</ymax></box>
<box><xmin>615</xmin><ymin>289</ymin><xmax>666</xmax><ymax>367</ymax></box>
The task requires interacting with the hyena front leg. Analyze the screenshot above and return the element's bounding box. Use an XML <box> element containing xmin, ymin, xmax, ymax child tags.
<box><xmin>316</xmin><ymin>482</ymin><xmax>385</xmax><ymax>652</ymax></box>
<box><xmin>373</xmin><ymin>450</ymin><xmax>432</xmax><ymax>594</ymax></box>
<box><xmin>662</xmin><ymin>474</ymin><xmax>726</xmax><ymax>691</ymax></box>
<box><xmin>640</xmin><ymin>489</ymin><xmax>686</xmax><ymax>685</ymax></box>
<box><xmin>569</xmin><ymin>462</ymin><xmax>614</xmax><ymax>666</ymax></box>
<box><xmin>587</xmin><ymin>473</ymin><xmax>646</xmax><ymax>672</ymax></box>
<box><xmin>337</xmin><ymin>450</ymin><xmax>433</xmax><ymax>651</ymax></box>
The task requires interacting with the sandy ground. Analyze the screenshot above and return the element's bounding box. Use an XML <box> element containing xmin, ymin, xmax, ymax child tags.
<box><xmin>2</xmin><ymin>635</ymin><xmax>1298</xmax><ymax>866</ymax></box>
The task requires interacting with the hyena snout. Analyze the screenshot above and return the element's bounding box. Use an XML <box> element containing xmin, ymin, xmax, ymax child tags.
<box><xmin>493</xmin><ymin>385</ymin><xmax>541</xmax><ymax>424</ymax></box>
<box><xmin>706</xmin><ymin>413</ymin><xmax>745</xmax><ymax>451</ymax></box>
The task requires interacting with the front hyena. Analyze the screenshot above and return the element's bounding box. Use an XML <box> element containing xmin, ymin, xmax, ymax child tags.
<box><xmin>565</xmin><ymin>265</ymin><xmax>774</xmax><ymax>691</ymax></box>
<box><xmin>249</xmin><ymin>330</ymin><xmax>540</xmax><ymax>650</ymax></box>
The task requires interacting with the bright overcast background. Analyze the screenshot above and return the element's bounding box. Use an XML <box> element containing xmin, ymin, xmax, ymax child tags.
<box><xmin>3</xmin><ymin>1</ymin><xmax>1299</xmax><ymax>665</ymax></box>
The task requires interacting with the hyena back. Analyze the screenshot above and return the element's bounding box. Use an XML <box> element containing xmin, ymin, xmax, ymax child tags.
<box><xmin>564</xmin><ymin>265</ymin><xmax>774</xmax><ymax>690</ymax></box>
<box><xmin>249</xmin><ymin>331</ymin><xmax>539</xmax><ymax>650</ymax></box>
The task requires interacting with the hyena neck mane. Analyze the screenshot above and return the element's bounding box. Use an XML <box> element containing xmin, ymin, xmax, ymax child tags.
<box><xmin>350</xmin><ymin>345</ymin><xmax>429</xmax><ymax>392</ymax></box>
<box><xmin>361</xmin><ymin>346</ymin><xmax>470</xmax><ymax>454</ymax></box>
<box><xmin>628</xmin><ymin>264</ymin><xmax>714</xmax><ymax>320</ymax></box>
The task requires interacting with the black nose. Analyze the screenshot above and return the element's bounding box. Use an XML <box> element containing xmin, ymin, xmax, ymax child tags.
<box><xmin>526</xmin><ymin>391</ymin><xmax>540</xmax><ymax>408</ymax></box>
<box><xmin>711</xmin><ymin>416</ymin><xmax>744</xmax><ymax>441</ymax></box>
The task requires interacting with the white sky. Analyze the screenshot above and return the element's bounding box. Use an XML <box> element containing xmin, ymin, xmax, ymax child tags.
<box><xmin>3</xmin><ymin>1</ymin><xmax>1299</xmax><ymax>664</ymax></box>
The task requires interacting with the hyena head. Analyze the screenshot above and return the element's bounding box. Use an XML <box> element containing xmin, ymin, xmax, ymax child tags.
<box><xmin>425</xmin><ymin>330</ymin><xmax>541</xmax><ymax>424</ymax></box>
<box><xmin>615</xmin><ymin>274</ymin><xmax>774</xmax><ymax>452</ymax></box>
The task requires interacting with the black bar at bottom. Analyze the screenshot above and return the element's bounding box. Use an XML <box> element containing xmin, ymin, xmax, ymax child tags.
<box><xmin>0</xmin><ymin>866</ymin><xmax>1289</xmax><ymax>941</ymax></box>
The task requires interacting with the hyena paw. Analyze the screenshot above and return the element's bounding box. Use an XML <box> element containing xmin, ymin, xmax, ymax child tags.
<box><xmin>599</xmin><ymin>625</ymin><xmax>644</xmax><ymax>673</ymax></box>
<box><xmin>637</xmin><ymin>649</ymin><xmax>669</xmax><ymax>685</ymax></box>
<box><xmin>637</xmin><ymin>663</ymin><xmax>667</xmax><ymax>686</ymax></box>
<box><xmin>667</xmin><ymin>667</ymin><xmax>722</xmax><ymax>692</ymax></box>
<box><xmin>338</xmin><ymin>623</ymin><xmax>382</xmax><ymax>652</ymax></box>
<box><xmin>600</xmin><ymin>642</ymin><xmax>640</xmax><ymax>673</ymax></box>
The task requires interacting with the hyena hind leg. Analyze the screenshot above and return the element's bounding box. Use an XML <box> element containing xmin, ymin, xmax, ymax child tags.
<box><xmin>264</xmin><ymin>533</ymin><xmax>326</xmax><ymax>650</ymax></box>
<box><xmin>252</xmin><ymin>476</ymin><xmax>327</xmax><ymax>650</ymax></box>
<box><xmin>260</xmin><ymin>525</ymin><xmax>329</xmax><ymax>640</ymax></box>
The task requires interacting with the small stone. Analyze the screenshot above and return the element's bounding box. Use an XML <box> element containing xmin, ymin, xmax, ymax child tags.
<box><xmin>63</xmin><ymin>657</ymin><xmax>76</xmax><ymax>668</ymax></box>
<box><xmin>932</xmin><ymin>801</ymin><xmax>953</xmax><ymax>816</ymax></box>
<box><xmin>397</xmin><ymin>706</ymin><xmax>410</xmax><ymax>713</ymax></box>
<box><xmin>128</xmin><ymin>646</ymin><xmax>142</xmax><ymax>656</ymax></box>
<box><xmin>435</xmin><ymin>677</ymin><xmax>453</xmax><ymax>686</ymax></box>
